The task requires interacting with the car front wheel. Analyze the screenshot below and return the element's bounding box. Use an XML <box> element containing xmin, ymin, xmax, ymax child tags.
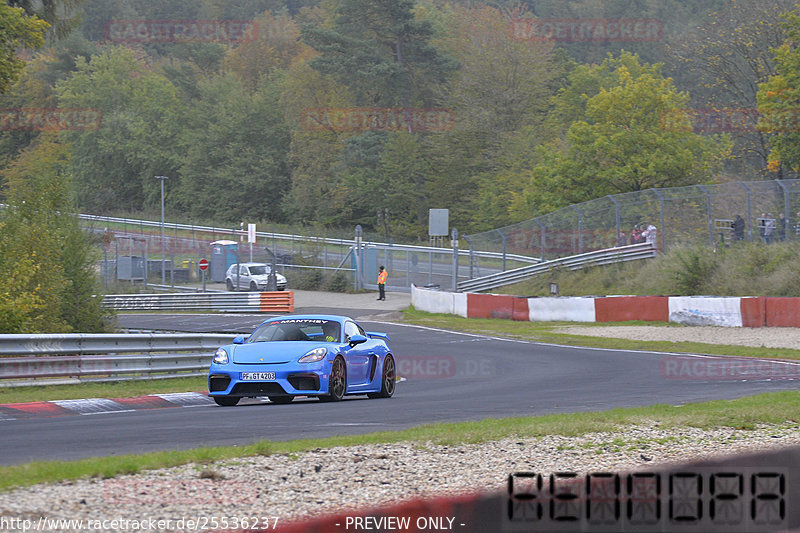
<box><xmin>319</xmin><ymin>357</ymin><xmax>346</xmax><ymax>402</ymax></box>
<box><xmin>368</xmin><ymin>355</ymin><xmax>395</xmax><ymax>399</ymax></box>
<box><xmin>213</xmin><ymin>396</ymin><xmax>240</xmax><ymax>406</ymax></box>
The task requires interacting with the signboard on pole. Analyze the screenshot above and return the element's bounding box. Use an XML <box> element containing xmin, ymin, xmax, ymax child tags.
<box><xmin>247</xmin><ymin>223</ymin><xmax>257</xmax><ymax>243</ymax></box>
<box><xmin>428</xmin><ymin>209</ymin><xmax>449</xmax><ymax>237</ymax></box>
<box><xmin>198</xmin><ymin>258</ymin><xmax>209</xmax><ymax>271</ymax></box>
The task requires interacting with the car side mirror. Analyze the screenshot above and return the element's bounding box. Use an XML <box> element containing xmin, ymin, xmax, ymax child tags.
<box><xmin>348</xmin><ymin>334</ymin><xmax>368</xmax><ymax>347</ymax></box>
<box><xmin>232</xmin><ymin>336</ymin><xmax>246</xmax><ymax>344</ymax></box>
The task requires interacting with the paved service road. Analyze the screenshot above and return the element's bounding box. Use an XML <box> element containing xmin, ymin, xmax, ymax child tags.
<box><xmin>1</xmin><ymin>314</ymin><xmax>797</xmax><ymax>465</ymax></box>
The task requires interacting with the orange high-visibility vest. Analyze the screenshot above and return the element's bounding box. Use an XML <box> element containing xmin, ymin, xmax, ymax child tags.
<box><xmin>377</xmin><ymin>270</ymin><xmax>388</xmax><ymax>284</ymax></box>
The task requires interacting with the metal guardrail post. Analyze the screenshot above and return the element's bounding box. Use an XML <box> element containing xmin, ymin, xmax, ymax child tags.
<box><xmin>607</xmin><ymin>194</ymin><xmax>621</xmax><ymax>244</ymax></box>
<box><xmin>572</xmin><ymin>205</ymin><xmax>584</xmax><ymax>254</ymax></box>
<box><xmin>463</xmin><ymin>234</ymin><xmax>474</xmax><ymax>279</ymax></box>
<box><xmin>653</xmin><ymin>188</ymin><xmax>666</xmax><ymax>251</ymax></box>
<box><xmin>535</xmin><ymin>219</ymin><xmax>545</xmax><ymax>261</ymax></box>
<box><xmin>697</xmin><ymin>185</ymin><xmax>714</xmax><ymax>246</ymax></box>
<box><xmin>451</xmin><ymin>228</ymin><xmax>459</xmax><ymax>292</ymax></box>
<box><xmin>776</xmin><ymin>179</ymin><xmax>791</xmax><ymax>240</ymax></box>
<box><xmin>738</xmin><ymin>181</ymin><xmax>752</xmax><ymax>241</ymax></box>
<box><xmin>495</xmin><ymin>229</ymin><xmax>507</xmax><ymax>272</ymax></box>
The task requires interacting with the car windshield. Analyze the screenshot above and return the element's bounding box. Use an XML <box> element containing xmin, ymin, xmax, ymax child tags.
<box><xmin>247</xmin><ymin>319</ymin><xmax>340</xmax><ymax>343</ymax></box>
<box><xmin>248</xmin><ymin>265</ymin><xmax>269</xmax><ymax>275</ymax></box>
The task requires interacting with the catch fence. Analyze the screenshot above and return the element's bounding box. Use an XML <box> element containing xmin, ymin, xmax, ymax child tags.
<box><xmin>465</xmin><ymin>179</ymin><xmax>800</xmax><ymax>261</ymax></box>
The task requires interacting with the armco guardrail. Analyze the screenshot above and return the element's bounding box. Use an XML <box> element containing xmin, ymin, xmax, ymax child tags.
<box><xmin>457</xmin><ymin>242</ymin><xmax>656</xmax><ymax>292</ymax></box>
<box><xmin>102</xmin><ymin>291</ymin><xmax>293</xmax><ymax>313</ymax></box>
<box><xmin>80</xmin><ymin>212</ymin><xmax>542</xmax><ymax>265</ymax></box>
<box><xmin>0</xmin><ymin>333</ymin><xmax>233</xmax><ymax>387</ymax></box>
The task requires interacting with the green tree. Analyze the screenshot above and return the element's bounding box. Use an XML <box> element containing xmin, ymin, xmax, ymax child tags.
<box><xmin>55</xmin><ymin>47</ymin><xmax>184</xmax><ymax>212</ymax></box>
<box><xmin>8</xmin><ymin>0</ymin><xmax>84</xmax><ymax>39</ymax></box>
<box><xmin>521</xmin><ymin>54</ymin><xmax>731</xmax><ymax>216</ymax></box>
<box><xmin>302</xmin><ymin>0</ymin><xmax>456</xmax><ymax>107</ymax></box>
<box><xmin>0</xmin><ymin>3</ymin><xmax>48</xmax><ymax>94</ymax></box>
<box><xmin>0</xmin><ymin>135</ymin><xmax>110</xmax><ymax>333</ymax></box>
<box><xmin>176</xmin><ymin>74</ymin><xmax>291</xmax><ymax>222</ymax></box>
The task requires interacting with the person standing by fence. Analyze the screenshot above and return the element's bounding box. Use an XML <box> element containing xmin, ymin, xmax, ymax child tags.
<box><xmin>377</xmin><ymin>265</ymin><xmax>387</xmax><ymax>301</ymax></box>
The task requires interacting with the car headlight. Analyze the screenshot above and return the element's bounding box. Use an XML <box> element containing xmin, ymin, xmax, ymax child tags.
<box><xmin>299</xmin><ymin>347</ymin><xmax>327</xmax><ymax>363</ymax></box>
<box><xmin>213</xmin><ymin>348</ymin><xmax>229</xmax><ymax>365</ymax></box>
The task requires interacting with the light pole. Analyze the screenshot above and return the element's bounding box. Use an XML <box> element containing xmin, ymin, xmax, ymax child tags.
<box><xmin>155</xmin><ymin>175</ymin><xmax>168</xmax><ymax>284</ymax></box>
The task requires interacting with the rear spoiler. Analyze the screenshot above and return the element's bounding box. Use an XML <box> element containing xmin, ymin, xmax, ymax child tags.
<box><xmin>366</xmin><ymin>332</ymin><xmax>390</xmax><ymax>342</ymax></box>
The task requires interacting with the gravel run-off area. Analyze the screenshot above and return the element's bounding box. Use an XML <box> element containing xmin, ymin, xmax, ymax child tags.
<box><xmin>559</xmin><ymin>325</ymin><xmax>800</xmax><ymax>350</ymax></box>
<box><xmin>1</xmin><ymin>423</ymin><xmax>798</xmax><ymax>530</ymax></box>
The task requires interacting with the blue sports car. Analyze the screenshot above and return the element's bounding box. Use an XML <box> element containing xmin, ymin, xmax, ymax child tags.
<box><xmin>208</xmin><ymin>315</ymin><xmax>396</xmax><ymax>406</ymax></box>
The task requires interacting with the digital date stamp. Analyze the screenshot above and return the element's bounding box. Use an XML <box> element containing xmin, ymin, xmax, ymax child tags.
<box><xmin>504</xmin><ymin>467</ymin><xmax>787</xmax><ymax>532</ymax></box>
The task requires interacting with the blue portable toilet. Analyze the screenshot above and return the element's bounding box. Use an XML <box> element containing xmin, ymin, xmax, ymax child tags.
<box><xmin>210</xmin><ymin>240</ymin><xmax>239</xmax><ymax>282</ymax></box>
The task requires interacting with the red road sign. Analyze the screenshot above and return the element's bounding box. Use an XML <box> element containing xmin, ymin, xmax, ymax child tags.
<box><xmin>199</xmin><ymin>258</ymin><xmax>209</xmax><ymax>271</ymax></box>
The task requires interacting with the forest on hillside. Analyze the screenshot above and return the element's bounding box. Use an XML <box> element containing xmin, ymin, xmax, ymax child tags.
<box><xmin>3</xmin><ymin>0</ymin><xmax>800</xmax><ymax>242</ymax></box>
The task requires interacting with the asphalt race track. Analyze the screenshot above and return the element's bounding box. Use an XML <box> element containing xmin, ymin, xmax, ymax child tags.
<box><xmin>1</xmin><ymin>313</ymin><xmax>798</xmax><ymax>465</ymax></box>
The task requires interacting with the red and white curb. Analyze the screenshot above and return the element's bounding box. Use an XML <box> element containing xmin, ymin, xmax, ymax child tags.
<box><xmin>0</xmin><ymin>392</ymin><xmax>214</xmax><ymax>421</ymax></box>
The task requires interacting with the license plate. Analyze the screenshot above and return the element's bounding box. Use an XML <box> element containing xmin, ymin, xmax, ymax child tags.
<box><xmin>241</xmin><ymin>372</ymin><xmax>276</xmax><ymax>381</ymax></box>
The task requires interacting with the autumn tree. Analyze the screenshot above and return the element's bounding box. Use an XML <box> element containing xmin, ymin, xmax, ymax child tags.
<box><xmin>0</xmin><ymin>3</ymin><xmax>48</xmax><ymax>94</ymax></box>
<box><xmin>0</xmin><ymin>135</ymin><xmax>110</xmax><ymax>333</ymax></box>
<box><xmin>667</xmin><ymin>0</ymin><xmax>796</xmax><ymax>174</ymax></box>
<box><xmin>758</xmin><ymin>7</ymin><xmax>800</xmax><ymax>174</ymax></box>
<box><xmin>520</xmin><ymin>54</ymin><xmax>731</xmax><ymax>216</ymax></box>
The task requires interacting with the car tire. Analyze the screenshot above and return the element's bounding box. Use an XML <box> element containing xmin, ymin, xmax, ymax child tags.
<box><xmin>269</xmin><ymin>395</ymin><xmax>294</xmax><ymax>404</ymax></box>
<box><xmin>226</xmin><ymin>279</ymin><xmax>235</xmax><ymax>291</ymax></box>
<box><xmin>319</xmin><ymin>357</ymin><xmax>346</xmax><ymax>402</ymax></box>
<box><xmin>250</xmin><ymin>281</ymin><xmax>258</xmax><ymax>292</ymax></box>
<box><xmin>213</xmin><ymin>396</ymin><xmax>239</xmax><ymax>407</ymax></box>
<box><xmin>368</xmin><ymin>355</ymin><xmax>396</xmax><ymax>399</ymax></box>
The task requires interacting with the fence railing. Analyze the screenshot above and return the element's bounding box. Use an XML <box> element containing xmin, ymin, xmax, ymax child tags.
<box><xmin>81</xmin><ymin>212</ymin><xmax>542</xmax><ymax>294</ymax></box>
<box><xmin>465</xmin><ymin>179</ymin><xmax>800</xmax><ymax>262</ymax></box>
<box><xmin>102</xmin><ymin>291</ymin><xmax>294</xmax><ymax>313</ymax></box>
<box><xmin>457</xmin><ymin>243</ymin><xmax>657</xmax><ymax>293</ymax></box>
<box><xmin>0</xmin><ymin>333</ymin><xmax>233</xmax><ymax>387</ymax></box>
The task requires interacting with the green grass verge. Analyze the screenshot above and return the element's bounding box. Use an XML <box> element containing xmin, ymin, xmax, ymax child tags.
<box><xmin>1</xmin><ymin>390</ymin><xmax>797</xmax><ymax>492</ymax></box>
<box><xmin>401</xmin><ymin>307</ymin><xmax>800</xmax><ymax>361</ymax></box>
<box><xmin>0</xmin><ymin>377</ymin><xmax>207</xmax><ymax>404</ymax></box>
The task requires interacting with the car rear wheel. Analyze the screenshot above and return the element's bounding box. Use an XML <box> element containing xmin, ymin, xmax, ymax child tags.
<box><xmin>226</xmin><ymin>279</ymin><xmax>235</xmax><ymax>291</ymax></box>
<box><xmin>269</xmin><ymin>395</ymin><xmax>294</xmax><ymax>404</ymax></box>
<box><xmin>368</xmin><ymin>355</ymin><xmax>395</xmax><ymax>399</ymax></box>
<box><xmin>319</xmin><ymin>357</ymin><xmax>346</xmax><ymax>402</ymax></box>
<box><xmin>213</xmin><ymin>396</ymin><xmax>239</xmax><ymax>406</ymax></box>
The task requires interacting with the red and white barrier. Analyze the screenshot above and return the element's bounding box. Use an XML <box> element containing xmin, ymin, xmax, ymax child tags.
<box><xmin>410</xmin><ymin>286</ymin><xmax>800</xmax><ymax>328</ymax></box>
<box><xmin>529</xmin><ymin>297</ymin><xmax>595</xmax><ymax>322</ymax></box>
<box><xmin>668</xmin><ymin>297</ymin><xmax>744</xmax><ymax>327</ymax></box>
<box><xmin>411</xmin><ymin>285</ymin><xmax>467</xmax><ymax>317</ymax></box>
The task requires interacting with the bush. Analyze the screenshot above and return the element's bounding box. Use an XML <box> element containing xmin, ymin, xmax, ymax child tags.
<box><xmin>499</xmin><ymin>241</ymin><xmax>800</xmax><ymax>297</ymax></box>
<box><xmin>325</xmin><ymin>271</ymin><xmax>350</xmax><ymax>293</ymax></box>
<box><xmin>289</xmin><ymin>269</ymin><xmax>324</xmax><ymax>290</ymax></box>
